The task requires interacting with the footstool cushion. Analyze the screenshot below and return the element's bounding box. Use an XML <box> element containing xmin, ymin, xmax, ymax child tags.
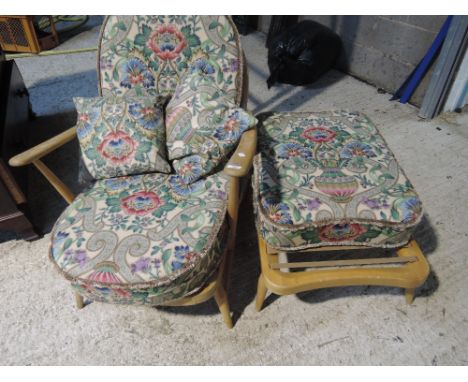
<box><xmin>50</xmin><ymin>172</ymin><xmax>229</xmax><ymax>305</ymax></box>
<box><xmin>253</xmin><ymin>110</ymin><xmax>423</xmax><ymax>250</ymax></box>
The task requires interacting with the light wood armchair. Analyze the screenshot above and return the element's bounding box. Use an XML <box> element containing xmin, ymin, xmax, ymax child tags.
<box><xmin>9</xmin><ymin>16</ymin><xmax>257</xmax><ymax>329</ymax></box>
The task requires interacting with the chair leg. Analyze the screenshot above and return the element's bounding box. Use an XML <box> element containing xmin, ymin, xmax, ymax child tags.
<box><xmin>214</xmin><ymin>284</ymin><xmax>233</xmax><ymax>329</ymax></box>
<box><xmin>75</xmin><ymin>291</ymin><xmax>84</xmax><ymax>309</ymax></box>
<box><xmin>255</xmin><ymin>274</ymin><xmax>268</xmax><ymax>312</ymax></box>
<box><xmin>405</xmin><ymin>288</ymin><xmax>415</xmax><ymax>305</ymax></box>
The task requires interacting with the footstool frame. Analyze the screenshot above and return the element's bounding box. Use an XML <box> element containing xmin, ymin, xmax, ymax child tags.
<box><xmin>255</xmin><ymin>235</ymin><xmax>430</xmax><ymax>311</ymax></box>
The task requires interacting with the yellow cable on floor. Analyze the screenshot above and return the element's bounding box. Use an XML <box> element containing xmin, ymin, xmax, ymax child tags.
<box><xmin>4</xmin><ymin>16</ymin><xmax>94</xmax><ymax>59</ymax></box>
<box><xmin>5</xmin><ymin>47</ymin><xmax>98</xmax><ymax>60</ymax></box>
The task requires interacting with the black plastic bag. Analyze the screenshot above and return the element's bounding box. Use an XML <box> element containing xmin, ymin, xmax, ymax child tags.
<box><xmin>267</xmin><ymin>20</ymin><xmax>341</xmax><ymax>88</ymax></box>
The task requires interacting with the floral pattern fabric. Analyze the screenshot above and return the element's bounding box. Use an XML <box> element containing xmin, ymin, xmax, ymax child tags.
<box><xmin>74</xmin><ymin>96</ymin><xmax>171</xmax><ymax>179</ymax></box>
<box><xmin>98</xmin><ymin>16</ymin><xmax>243</xmax><ymax>102</ymax></box>
<box><xmin>253</xmin><ymin>111</ymin><xmax>423</xmax><ymax>250</ymax></box>
<box><xmin>50</xmin><ymin>172</ymin><xmax>230</xmax><ymax>305</ymax></box>
<box><xmin>166</xmin><ymin>69</ymin><xmax>257</xmax><ymax>184</ymax></box>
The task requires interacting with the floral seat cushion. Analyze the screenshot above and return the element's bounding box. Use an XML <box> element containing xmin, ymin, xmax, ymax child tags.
<box><xmin>50</xmin><ymin>172</ymin><xmax>229</xmax><ymax>305</ymax></box>
<box><xmin>253</xmin><ymin>111</ymin><xmax>423</xmax><ymax>250</ymax></box>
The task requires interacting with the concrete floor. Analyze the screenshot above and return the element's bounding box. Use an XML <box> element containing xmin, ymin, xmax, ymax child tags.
<box><xmin>1</xmin><ymin>18</ymin><xmax>467</xmax><ymax>365</ymax></box>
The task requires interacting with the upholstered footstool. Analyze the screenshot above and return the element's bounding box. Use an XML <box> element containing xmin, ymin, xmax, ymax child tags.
<box><xmin>252</xmin><ymin>110</ymin><xmax>430</xmax><ymax>310</ymax></box>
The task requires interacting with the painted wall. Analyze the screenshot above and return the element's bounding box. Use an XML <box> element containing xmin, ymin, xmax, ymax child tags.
<box><xmin>257</xmin><ymin>15</ymin><xmax>447</xmax><ymax>106</ymax></box>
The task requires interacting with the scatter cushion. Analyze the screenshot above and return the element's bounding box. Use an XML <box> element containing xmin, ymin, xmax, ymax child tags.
<box><xmin>50</xmin><ymin>171</ymin><xmax>229</xmax><ymax>305</ymax></box>
<box><xmin>166</xmin><ymin>69</ymin><xmax>256</xmax><ymax>183</ymax></box>
<box><xmin>98</xmin><ymin>16</ymin><xmax>243</xmax><ymax>102</ymax></box>
<box><xmin>74</xmin><ymin>96</ymin><xmax>171</xmax><ymax>179</ymax></box>
<box><xmin>253</xmin><ymin>111</ymin><xmax>423</xmax><ymax>250</ymax></box>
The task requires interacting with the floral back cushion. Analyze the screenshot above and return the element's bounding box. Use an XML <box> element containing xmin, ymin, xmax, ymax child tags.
<box><xmin>165</xmin><ymin>69</ymin><xmax>257</xmax><ymax>183</ymax></box>
<box><xmin>74</xmin><ymin>96</ymin><xmax>171</xmax><ymax>179</ymax></box>
<box><xmin>98</xmin><ymin>16</ymin><xmax>243</xmax><ymax>103</ymax></box>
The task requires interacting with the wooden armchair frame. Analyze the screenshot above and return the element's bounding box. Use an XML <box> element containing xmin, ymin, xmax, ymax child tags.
<box><xmin>9</xmin><ymin>126</ymin><xmax>257</xmax><ymax>329</ymax></box>
<box><xmin>9</xmin><ymin>15</ymin><xmax>254</xmax><ymax>328</ymax></box>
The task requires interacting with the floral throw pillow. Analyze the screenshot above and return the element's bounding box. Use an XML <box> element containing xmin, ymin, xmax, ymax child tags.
<box><xmin>166</xmin><ymin>66</ymin><xmax>257</xmax><ymax>183</ymax></box>
<box><xmin>74</xmin><ymin>96</ymin><xmax>171</xmax><ymax>179</ymax></box>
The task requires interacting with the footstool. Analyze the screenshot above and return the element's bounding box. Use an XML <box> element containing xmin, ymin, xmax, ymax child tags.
<box><xmin>252</xmin><ymin>110</ymin><xmax>430</xmax><ymax>310</ymax></box>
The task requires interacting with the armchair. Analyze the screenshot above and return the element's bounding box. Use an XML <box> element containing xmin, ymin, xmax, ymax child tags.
<box><xmin>9</xmin><ymin>16</ymin><xmax>256</xmax><ymax>329</ymax></box>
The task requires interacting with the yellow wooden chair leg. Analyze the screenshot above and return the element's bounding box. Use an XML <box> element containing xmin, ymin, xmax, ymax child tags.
<box><xmin>405</xmin><ymin>288</ymin><xmax>415</xmax><ymax>305</ymax></box>
<box><xmin>255</xmin><ymin>274</ymin><xmax>268</xmax><ymax>312</ymax></box>
<box><xmin>214</xmin><ymin>284</ymin><xmax>233</xmax><ymax>329</ymax></box>
<box><xmin>75</xmin><ymin>292</ymin><xmax>84</xmax><ymax>309</ymax></box>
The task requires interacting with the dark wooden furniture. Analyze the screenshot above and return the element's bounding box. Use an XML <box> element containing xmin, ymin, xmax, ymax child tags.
<box><xmin>0</xmin><ymin>59</ymin><xmax>38</xmax><ymax>240</ymax></box>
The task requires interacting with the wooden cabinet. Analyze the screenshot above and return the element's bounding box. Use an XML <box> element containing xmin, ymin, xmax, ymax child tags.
<box><xmin>0</xmin><ymin>59</ymin><xmax>38</xmax><ymax>240</ymax></box>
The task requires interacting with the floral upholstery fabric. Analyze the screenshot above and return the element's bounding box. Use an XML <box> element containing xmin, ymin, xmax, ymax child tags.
<box><xmin>74</xmin><ymin>96</ymin><xmax>171</xmax><ymax>179</ymax></box>
<box><xmin>253</xmin><ymin>111</ymin><xmax>423</xmax><ymax>250</ymax></box>
<box><xmin>166</xmin><ymin>70</ymin><xmax>257</xmax><ymax>184</ymax></box>
<box><xmin>98</xmin><ymin>16</ymin><xmax>243</xmax><ymax>103</ymax></box>
<box><xmin>50</xmin><ymin>172</ymin><xmax>229</xmax><ymax>305</ymax></box>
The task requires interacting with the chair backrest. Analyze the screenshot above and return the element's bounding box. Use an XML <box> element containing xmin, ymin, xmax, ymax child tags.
<box><xmin>97</xmin><ymin>16</ymin><xmax>246</xmax><ymax>106</ymax></box>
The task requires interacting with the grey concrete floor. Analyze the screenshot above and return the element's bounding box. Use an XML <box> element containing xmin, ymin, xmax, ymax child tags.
<box><xmin>0</xmin><ymin>19</ymin><xmax>467</xmax><ymax>365</ymax></box>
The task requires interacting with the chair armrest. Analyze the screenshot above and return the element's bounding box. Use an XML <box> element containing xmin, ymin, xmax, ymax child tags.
<box><xmin>224</xmin><ymin>129</ymin><xmax>257</xmax><ymax>177</ymax></box>
<box><xmin>9</xmin><ymin>126</ymin><xmax>77</xmax><ymax>167</ymax></box>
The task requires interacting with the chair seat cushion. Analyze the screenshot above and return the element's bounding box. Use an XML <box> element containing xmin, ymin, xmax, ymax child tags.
<box><xmin>253</xmin><ymin>111</ymin><xmax>423</xmax><ymax>250</ymax></box>
<box><xmin>50</xmin><ymin>172</ymin><xmax>229</xmax><ymax>305</ymax></box>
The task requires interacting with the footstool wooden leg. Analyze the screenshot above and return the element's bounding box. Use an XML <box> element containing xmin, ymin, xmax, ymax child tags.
<box><xmin>255</xmin><ymin>274</ymin><xmax>268</xmax><ymax>312</ymax></box>
<box><xmin>75</xmin><ymin>292</ymin><xmax>84</xmax><ymax>309</ymax></box>
<box><xmin>214</xmin><ymin>285</ymin><xmax>233</xmax><ymax>329</ymax></box>
<box><xmin>405</xmin><ymin>288</ymin><xmax>415</xmax><ymax>305</ymax></box>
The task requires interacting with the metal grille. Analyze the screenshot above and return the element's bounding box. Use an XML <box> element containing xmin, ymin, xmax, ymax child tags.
<box><xmin>8</xmin><ymin>18</ymin><xmax>28</xmax><ymax>46</ymax></box>
<box><xmin>0</xmin><ymin>20</ymin><xmax>13</xmax><ymax>44</ymax></box>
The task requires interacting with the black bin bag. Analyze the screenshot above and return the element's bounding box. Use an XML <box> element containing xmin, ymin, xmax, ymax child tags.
<box><xmin>267</xmin><ymin>20</ymin><xmax>341</xmax><ymax>88</ymax></box>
